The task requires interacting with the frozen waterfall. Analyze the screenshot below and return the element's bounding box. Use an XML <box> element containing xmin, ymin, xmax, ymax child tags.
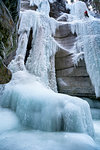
<box><xmin>0</xmin><ymin>8</ymin><xmax>95</xmax><ymax>137</ymax></box>
<box><xmin>1</xmin><ymin>0</ymin><xmax>100</xmax><ymax>149</ymax></box>
<box><xmin>70</xmin><ymin>1</ymin><xmax>100</xmax><ymax>98</ymax></box>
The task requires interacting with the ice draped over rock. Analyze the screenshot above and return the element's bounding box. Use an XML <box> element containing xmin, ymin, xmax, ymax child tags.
<box><xmin>70</xmin><ymin>1</ymin><xmax>100</xmax><ymax>97</ymax></box>
<box><xmin>9</xmin><ymin>10</ymin><xmax>57</xmax><ymax>91</ymax></box>
<box><xmin>0</xmin><ymin>0</ymin><xmax>96</xmax><ymax>137</ymax></box>
<box><xmin>1</xmin><ymin>71</ymin><xmax>94</xmax><ymax>136</ymax></box>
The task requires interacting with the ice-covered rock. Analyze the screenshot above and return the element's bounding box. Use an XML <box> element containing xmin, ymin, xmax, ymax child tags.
<box><xmin>0</xmin><ymin>131</ymin><xmax>97</xmax><ymax>150</ymax></box>
<box><xmin>71</xmin><ymin>1</ymin><xmax>89</xmax><ymax>19</ymax></box>
<box><xmin>70</xmin><ymin>6</ymin><xmax>100</xmax><ymax>97</ymax></box>
<box><xmin>1</xmin><ymin>71</ymin><xmax>94</xmax><ymax>137</ymax></box>
<box><xmin>55</xmin><ymin>1</ymin><xmax>100</xmax><ymax>98</ymax></box>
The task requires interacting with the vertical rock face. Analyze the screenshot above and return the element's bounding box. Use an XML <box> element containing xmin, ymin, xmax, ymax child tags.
<box><xmin>0</xmin><ymin>0</ymin><xmax>20</xmax><ymax>83</ymax></box>
<box><xmin>2</xmin><ymin>0</ymin><xmax>20</xmax><ymax>23</ymax></box>
<box><xmin>0</xmin><ymin>0</ymin><xmax>20</xmax><ymax>60</ymax></box>
<box><xmin>0</xmin><ymin>0</ymin><xmax>14</xmax><ymax>59</ymax></box>
<box><xmin>55</xmin><ymin>51</ymin><xmax>95</xmax><ymax>98</ymax></box>
<box><xmin>54</xmin><ymin>22</ymin><xmax>95</xmax><ymax>98</ymax></box>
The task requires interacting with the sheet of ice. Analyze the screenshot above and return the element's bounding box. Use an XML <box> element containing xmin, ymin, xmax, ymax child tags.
<box><xmin>93</xmin><ymin>120</ymin><xmax>100</xmax><ymax>149</ymax></box>
<box><xmin>37</xmin><ymin>0</ymin><xmax>50</xmax><ymax>16</ymax></box>
<box><xmin>49</xmin><ymin>0</ymin><xmax>56</xmax><ymax>3</ymax></box>
<box><xmin>1</xmin><ymin>71</ymin><xmax>94</xmax><ymax>137</ymax></box>
<box><xmin>0</xmin><ymin>130</ymin><xmax>97</xmax><ymax>150</ymax></box>
<box><xmin>30</xmin><ymin>0</ymin><xmax>50</xmax><ymax>16</ymax></box>
<box><xmin>9</xmin><ymin>10</ymin><xmax>58</xmax><ymax>92</ymax></box>
<box><xmin>0</xmin><ymin>1</ymin><xmax>95</xmax><ymax>143</ymax></box>
<box><xmin>71</xmin><ymin>1</ymin><xmax>89</xmax><ymax>19</ymax></box>
<box><xmin>0</xmin><ymin>107</ymin><xmax>20</xmax><ymax>134</ymax></box>
<box><xmin>30</xmin><ymin>0</ymin><xmax>42</xmax><ymax>7</ymax></box>
<box><xmin>68</xmin><ymin>1</ymin><xmax>100</xmax><ymax>97</ymax></box>
<box><xmin>30</xmin><ymin>0</ymin><xmax>56</xmax><ymax>6</ymax></box>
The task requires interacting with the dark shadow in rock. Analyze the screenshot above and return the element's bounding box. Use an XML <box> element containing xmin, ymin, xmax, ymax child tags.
<box><xmin>24</xmin><ymin>27</ymin><xmax>33</xmax><ymax>64</ymax></box>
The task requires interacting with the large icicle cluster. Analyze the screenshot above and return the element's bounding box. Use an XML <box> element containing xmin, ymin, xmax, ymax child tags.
<box><xmin>69</xmin><ymin>1</ymin><xmax>100</xmax><ymax>97</ymax></box>
<box><xmin>9</xmin><ymin>10</ymin><xmax>58</xmax><ymax>92</ymax></box>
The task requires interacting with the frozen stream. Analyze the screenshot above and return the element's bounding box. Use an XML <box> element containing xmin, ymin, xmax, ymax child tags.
<box><xmin>0</xmin><ymin>107</ymin><xmax>100</xmax><ymax>150</ymax></box>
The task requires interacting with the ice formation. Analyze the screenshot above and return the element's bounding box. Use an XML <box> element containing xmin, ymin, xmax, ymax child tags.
<box><xmin>30</xmin><ymin>0</ymin><xmax>50</xmax><ymax>16</ymax></box>
<box><xmin>1</xmin><ymin>1</ymin><xmax>100</xmax><ymax>147</ymax></box>
<box><xmin>1</xmin><ymin>71</ymin><xmax>94</xmax><ymax>136</ymax></box>
<box><xmin>0</xmin><ymin>7</ymin><xmax>95</xmax><ymax>137</ymax></box>
<box><xmin>71</xmin><ymin>1</ymin><xmax>89</xmax><ymax>19</ymax></box>
<box><xmin>0</xmin><ymin>131</ymin><xmax>97</xmax><ymax>150</ymax></box>
<box><xmin>69</xmin><ymin>1</ymin><xmax>100</xmax><ymax>97</ymax></box>
<box><xmin>9</xmin><ymin>10</ymin><xmax>57</xmax><ymax>92</ymax></box>
<box><xmin>0</xmin><ymin>107</ymin><xmax>20</xmax><ymax>134</ymax></box>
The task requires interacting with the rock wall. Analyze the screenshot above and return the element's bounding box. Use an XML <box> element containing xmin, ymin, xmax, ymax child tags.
<box><xmin>0</xmin><ymin>0</ymin><xmax>20</xmax><ymax>83</ymax></box>
<box><xmin>2</xmin><ymin>0</ymin><xmax>20</xmax><ymax>23</ymax></box>
<box><xmin>55</xmin><ymin>51</ymin><xmax>95</xmax><ymax>98</ymax></box>
<box><xmin>55</xmin><ymin>22</ymin><xmax>95</xmax><ymax>98</ymax></box>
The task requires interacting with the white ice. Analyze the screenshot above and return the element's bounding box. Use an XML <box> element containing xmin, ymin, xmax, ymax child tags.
<box><xmin>93</xmin><ymin>120</ymin><xmax>100</xmax><ymax>149</ymax></box>
<box><xmin>1</xmin><ymin>71</ymin><xmax>94</xmax><ymax>137</ymax></box>
<box><xmin>0</xmin><ymin>1</ymin><xmax>100</xmax><ymax>150</ymax></box>
<box><xmin>0</xmin><ymin>107</ymin><xmax>98</xmax><ymax>150</ymax></box>
<box><xmin>0</xmin><ymin>107</ymin><xmax>20</xmax><ymax>134</ymax></box>
<box><xmin>30</xmin><ymin>0</ymin><xmax>50</xmax><ymax>16</ymax></box>
<box><xmin>67</xmin><ymin>1</ymin><xmax>100</xmax><ymax>97</ymax></box>
<box><xmin>0</xmin><ymin>130</ymin><xmax>97</xmax><ymax>150</ymax></box>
